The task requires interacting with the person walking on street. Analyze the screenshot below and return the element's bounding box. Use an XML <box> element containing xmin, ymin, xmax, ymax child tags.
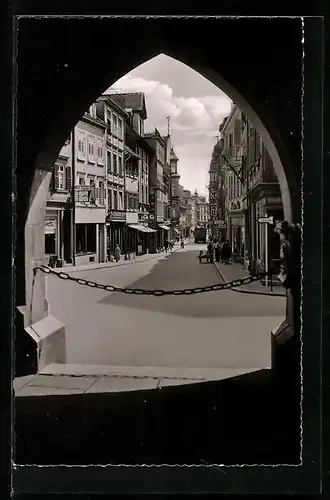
<box><xmin>214</xmin><ymin>239</ymin><xmax>221</xmax><ymax>262</ymax></box>
<box><xmin>164</xmin><ymin>239</ymin><xmax>169</xmax><ymax>253</ymax></box>
<box><xmin>207</xmin><ymin>239</ymin><xmax>214</xmax><ymax>263</ymax></box>
<box><xmin>114</xmin><ymin>243</ymin><xmax>121</xmax><ymax>262</ymax></box>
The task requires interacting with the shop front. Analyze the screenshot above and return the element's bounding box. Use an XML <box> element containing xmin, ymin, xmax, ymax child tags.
<box><xmin>44</xmin><ymin>211</ymin><xmax>59</xmax><ymax>266</ymax></box>
<box><xmin>75</xmin><ymin>206</ymin><xmax>106</xmax><ymax>266</ymax></box>
<box><xmin>158</xmin><ymin>221</ymin><xmax>171</xmax><ymax>249</ymax></box>
<box><xmin>106</xmin><ymin>209</ymin><xmax>126</xmax><ymax>260</ymax></box>
<box><xmin>229</xmin><ymin>213</ymin><xmax>245</xmax><ymax>263</ymax></box>
<box><xmin>133</xmin><ymin>213</ymin><xmax>156</xmax><ymax>255</ymax></box>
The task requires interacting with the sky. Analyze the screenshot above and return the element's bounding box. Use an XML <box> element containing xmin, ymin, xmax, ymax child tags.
<box><xmin>105</xmin><ymin>54</ymin><xmax>232</xmax><ymax>197</ymax></box>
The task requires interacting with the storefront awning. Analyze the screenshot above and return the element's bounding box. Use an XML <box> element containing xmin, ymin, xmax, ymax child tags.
<box><xmin>158</xmin><ymin>224</ymin><xmax>170</xmax><ymax>231</ymax></box>
<box><xmin>144</xmin><ymin>226</ymin><xmax>157</xmax><ymax>233</ymax></box>
<box><xmin>128</xmin><ymin>223</ymin><xmax>150</xmax><ymax>233</ymax></box>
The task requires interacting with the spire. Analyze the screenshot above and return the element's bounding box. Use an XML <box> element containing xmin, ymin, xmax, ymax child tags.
<box><xmin>166</xmin><ymin>116</ymin><xmax>170</xmax><ymax>137</ymax></box>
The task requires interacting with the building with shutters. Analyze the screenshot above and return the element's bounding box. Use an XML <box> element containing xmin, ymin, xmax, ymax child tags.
<box><xmin>108</xmin><ymin>92</ymin><xmax>157</xmax><ymax>257</ymax></box>
<box><xmin>219</xmin><ymin>103</ymin><xmax>284</xmax><ymax>271</ymax></box>
<box><xmin>95</xmin><ymin>95</ymin><xmax>127</xmax><ymax>260</ymax></box>
<box><xmin>220</xmin><ymin>104</ymin><xmax>246</xmax><ymax>261</ymax></box>
<box><xmin>45</xmin><ymin>136</ymin><xmax>74</xmax><ymax>267</ymax></box>
<box><xmin>241</xmin><ymin>111</ymin><xmax>284</xmax><ymax>273</ymax></box>
<box><xmin>73</xmin><ymin>103</ymin><xmax>108</xmax><ymax>265</ymax></box>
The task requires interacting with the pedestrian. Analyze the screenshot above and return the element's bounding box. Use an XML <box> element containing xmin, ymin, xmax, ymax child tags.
<box><xmin>214</xmin><ymin>239</ymin><xmax>221</xmax><ymax>262</ymax></box>
<box><xmin>207</xmin><ymin>239</ymin><xmax>214</xmax><ymax>263</ymax></box>
<box><xmin>164</xmin><ymin>239</ymin><xmax>169</xmax><ymax>253</ymax></box>
<box><xmin>221</xmin><ymin>239</ymin><xmax>231</xmax><ymax>264</ymax></box>
<box><xmin>114</xmin><ymin>243</ymin><xmax>121</xmax><ymax>262</ymax></box>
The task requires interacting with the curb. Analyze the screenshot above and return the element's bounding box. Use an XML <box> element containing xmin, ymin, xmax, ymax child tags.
<box><xmin>213</xmin><ymin>262</ymin><xmax>286</xmax><ymax>297</ymax></box>
<box><xmin>54</xmin><ymin>246</ymin><xmax>181</xmax><ymax>275</ymax></box>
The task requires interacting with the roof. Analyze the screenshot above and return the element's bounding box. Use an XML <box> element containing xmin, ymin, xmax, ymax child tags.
<box><xmin>170</xmin><ymin>147</ymin><xmax>178</xmax><ymax>161</ymax></box>
<box><xmin>107</xmin><ymin>92</ymin><xmax>147</xmax><ymax>119</ymax></box>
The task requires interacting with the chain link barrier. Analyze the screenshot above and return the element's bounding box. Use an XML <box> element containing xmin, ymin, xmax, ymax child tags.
<box><xmin>34</xmin><ymin>265</ymin><xmax>278</xmax><ymax>296</ymax></box>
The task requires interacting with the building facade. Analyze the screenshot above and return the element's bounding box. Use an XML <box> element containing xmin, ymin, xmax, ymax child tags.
<box><xmin>110</xmin><ymin>92</ymin><xmax>157</xmax><ymax>256</ymax></box>
<box><xmin>220</xmin><ymin>104</ymin><xmax>246</xmax><ymax>261</ymax></box>
<box><xmin>218</xmin><ymin>103</ymin><xmax>284</xmax><ymax>271</ymax></box>
<box><xmin>208</xmin><ymin>137</ymin><xmax>227</xmax><ymax>241</ymax></box>
<box><xmin>45</xmin><ymin>136</ymin><xmax>73</xmax><ymax>267</ymax></box>
<box><xmin>72</xmin><ymin>104</ymin><xmax>107</xmax><ymax>266</ymax></box>
<box><xmin>169</xmin><ymin>147</ymin><xmax>182</xmax><ymax>240</ymax></box>
<box><xmin>145</xmin><ymin>129</ymin><xmax>170</xmax><ymax>250</ymax></box>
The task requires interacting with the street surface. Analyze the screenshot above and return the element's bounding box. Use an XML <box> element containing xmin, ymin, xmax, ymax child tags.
<box><xmin>46</xmin><ymin>243</ymin><xmax>285</xmax><ymax>371</ymax></box>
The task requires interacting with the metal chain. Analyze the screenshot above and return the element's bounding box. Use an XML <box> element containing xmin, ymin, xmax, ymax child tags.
<box><xmin>34</xmin><ymin>265</ymin><xmax>277</xmax><ymax>296</ymax></box>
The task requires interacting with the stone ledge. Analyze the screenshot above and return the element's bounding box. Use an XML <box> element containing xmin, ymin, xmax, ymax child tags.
<box><xmin>14</xmin><ymin>366</ymin><xmax>267</xmax><ymax>397</ymax></box>
<box><xmin>25</xmin><ymin>314</ymin><xmax>66</xmax><ymax>371</ymax></box>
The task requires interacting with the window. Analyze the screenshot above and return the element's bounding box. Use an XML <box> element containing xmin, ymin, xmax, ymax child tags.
<box><xmin>78</xmin><ymin>176</ymin><xmax>85</xmax><ymax>186</ymax></box>
<box><xmin>45</xmin><ymin>233</ymin><xmax>56</xmax><ymax>255</ymax></box>
<box><xmin>118</xmin><ymin>191</ymin><xmax>123</xmax><ymax>210</ymax></box>
<box><xmin>112</xmin><ymin>153</ymin><xmax>117</xmax><ymax>175</ymax></box>
<box><xmin>75</xmin><ymin>224</ymin><xmax>96</xmax><ymax>254</ymax></box>
<box><xmin>99</xmin><ymin>182</ymin><xmax>105</xmax><ymax>205</ymax></box>
<box><xmin>113</xmin><ymin>190</ymin><xmax>118</xmax><ymax>210</ymax></box>
<box><xmin>88</xmin><ymin>135</ymin><xmax>96</xmax><ymax>163</ymax></box>
<box><xmin>118</xmin><ymin>118</ymin><xmax>123</xmax><ymax>139</ymax></box>
<box><xmin>107</xmin><ymin>150</ymin><xmax>111</xmax><ymax>172</ymax></box>
<box><xmin>118</xmin><ymin>155</ymin><xmax>123</xmax><ymax>176</ymax></box>
<box><xmin>97</xmin><ymin>139</ymin><xmax>104</xmax><ymax>165</ymax></box>
<box><xmin>108</xmin><ymin>189</ymin><xmax>112</xmax><ymax>208</ymax></box>
<box><xmin>112</xmin><ymin>115</ymin><xmax>118</xmax><ymax>136</ymax></box>
<box><xmin>58</xmin><ymin>166</ymin><xmax>65</xmax><ymax>189</ymax></box>
<box><xmin>77</xmin><ymin>131</ymin><xmax>86</xmax><ymax>161</ymax></box>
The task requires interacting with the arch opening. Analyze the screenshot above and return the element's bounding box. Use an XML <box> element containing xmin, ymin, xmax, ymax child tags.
<box><xmin>20</xmin><ymin>51</ymin><xmax>297</xmax><ymax>379</ymax></box>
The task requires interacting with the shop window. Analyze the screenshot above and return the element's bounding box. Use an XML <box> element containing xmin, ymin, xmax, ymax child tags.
<box><xmin>75</xmin><ymin>224</ymin><xmax>96</xmax><ymax>254</ymax></box>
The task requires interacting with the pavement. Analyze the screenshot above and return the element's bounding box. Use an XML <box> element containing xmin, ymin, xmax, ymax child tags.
<box><xmin>15</xmin><ymin>242</ymin><xmax>286</xmax><ymax>396</ymax></box>
<box><xmin>213</xmin><ymin>260</ymin><xmax>286</xmax><ymax>297</ymax></box>
<box><xmin>52</xmin><ymin>244</ymin><xmax>181</xmax><ymax>274</ymax></box>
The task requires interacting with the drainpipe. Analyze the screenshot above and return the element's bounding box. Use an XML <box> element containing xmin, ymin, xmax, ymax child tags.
<box><xmin>71</xmin><ymin>128</ymin><xmax>76</xmax><ymax>266</ymax></box>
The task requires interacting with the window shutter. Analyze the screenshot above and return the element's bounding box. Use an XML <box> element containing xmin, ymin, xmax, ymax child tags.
<box><xmin>65</xmin><ymin>164</ymin><xmax>72</xmax><ymax>190</ymax></box>
<box><xmin>248</xmin><ymin>126</ymin><xmax>256</xmax><ymax>167</ymax></box>
<box><xmin>255</xmin><ymin>131</ymin><xmax>261</xmax><ymax>161</ymax></box>
<box><xmin>82</xmin><ymin>133</ymin><xmax>86</xmax><ymax>160</ymax></box>
<box><xmin>54</xmin><ymin>164</ymin><xmax>60</xmax><ymax>190</ymax></box>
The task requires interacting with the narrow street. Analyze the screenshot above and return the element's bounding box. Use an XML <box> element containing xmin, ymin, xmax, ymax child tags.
<box><xmin>47</xmin><ymin>243</ymin><xmax>285</xmax><ymax>372</ymax></box>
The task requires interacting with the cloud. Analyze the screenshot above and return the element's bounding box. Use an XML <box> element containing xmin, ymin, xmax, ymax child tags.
<box><xmin>108</xmin><ymin>74</ymin><xmax>232</xmax><ymax>195</ymax></box>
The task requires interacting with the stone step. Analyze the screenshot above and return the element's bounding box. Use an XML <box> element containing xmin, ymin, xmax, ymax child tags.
<box><xmin>40</xmin><ymin>363</ymin><xmax>265</xmax><ymax>381</ymax></box>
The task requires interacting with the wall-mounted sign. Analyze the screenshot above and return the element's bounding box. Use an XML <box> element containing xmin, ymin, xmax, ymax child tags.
<box><xmin>138</xmin><ymin>213</ymin><xmax>155</xmax><ymax>223</ymax></box>
<box><xmin>106</xmin><ymin>210</ymin><xmax>126</xmax><ymax>222</ymax></box>
<box><xmin>44</xmin><ymin>217</ymin><xmax>56</xmax><ymax>234</ymax></box>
